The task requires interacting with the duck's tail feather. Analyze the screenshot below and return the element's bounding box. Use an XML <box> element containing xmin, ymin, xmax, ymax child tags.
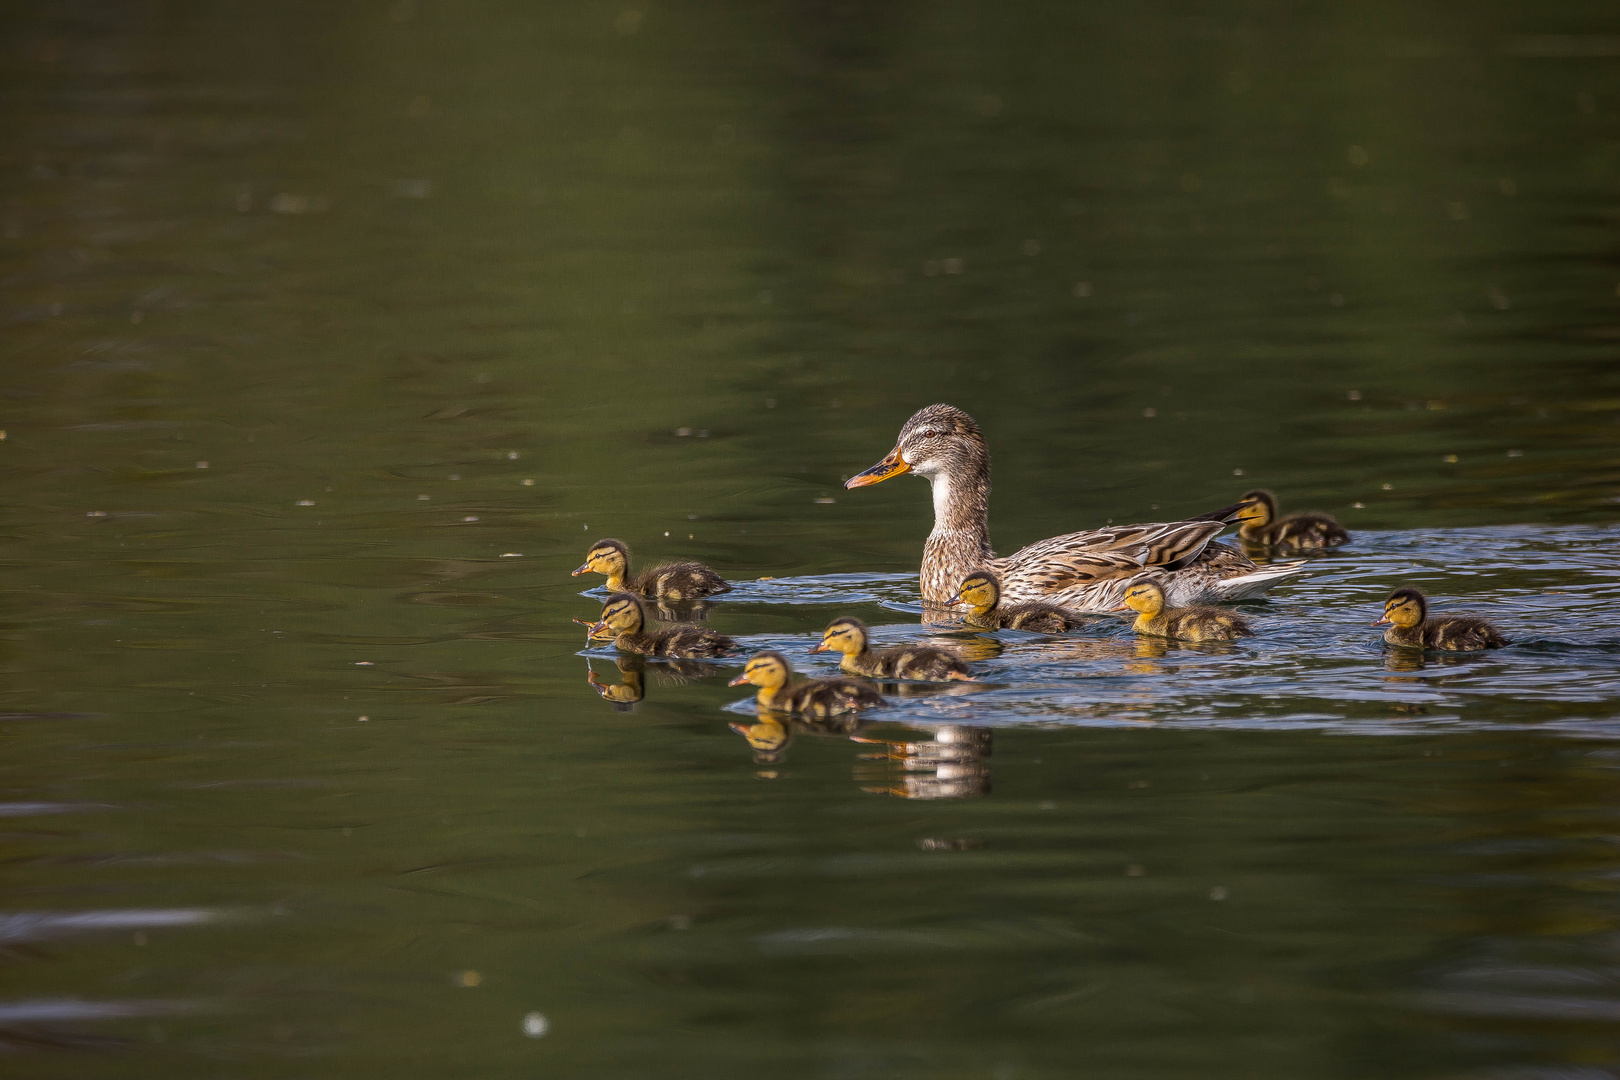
<box><xmin>1210</xmin><ymin>560</ymin><xmax>1309</xmax><ymax>600</ymax></box>
<box><xmin>1191</xmin><ymin>500</ymin><xmax>1254</xmax><ymax>525</ymax></box>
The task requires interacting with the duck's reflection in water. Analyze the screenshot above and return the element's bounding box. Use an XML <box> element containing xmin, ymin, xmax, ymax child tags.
<box><xmin>855</xmin><ymin>725</ymin><xmax>992</xmax><ymax>800</ymax></box>
<box><xmin>585</xmin><ymin>657</ymin><xmax>727</xmax><ymax>711</ymax></box>
<box><xmin>645</xmin><ymin>597</ymin><xmax>717</xmax><ymax>624</ymax></box>
<box><xmin>728</xmin><ymin>712</ymin><xmax>868</xmax><ymax>769</ymax></box>
<box><xmin>1381</xmin><ymin>647</ymin><xmax>1485</xmax><ymax>677</ymax></box>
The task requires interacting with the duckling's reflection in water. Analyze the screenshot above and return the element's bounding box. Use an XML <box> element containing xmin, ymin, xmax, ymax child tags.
<box><xmin>585</xmin><ymin>656</ymin><xmax>726</xmax><ymax>711</ymax></box>
<box><xmin>728</xmin><ymin>712</ymin><xmax>868</xmax><ymax>767</ymax></box>
<box><xmin>586</xmin><ymin>657</ymin><xmax>645</xmax><ymax>709</ymax></box>
<box><xmin>646</xmin><ymin>597</ymin><xmax>716</xmax><ymax>624</ymax></box>
<box><xmin>855</xmin><ymin>725</ymin><xmax>992</xmax><ymax>800</ymax></box>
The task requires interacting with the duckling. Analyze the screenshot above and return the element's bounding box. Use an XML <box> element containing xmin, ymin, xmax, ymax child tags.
<box><xmin>727</xmin><ymin>650</ymin><xmax>883</xmax><ymax>717</ymax></box>
<box><xmin>810</xmin><ymin>617</ymin><xmax>974</xmax><ymax>681</ymax></box>
<box><xmin>947</xmin><ymin>570</ymin><xmax>1083</xmax><ymax>633</ymax></box>
<box><xmin>1235</xmin><ymin>490</ymin><xmax>1349</xmax><ymax>550</ymax></box>
<box><xmin>1374</xmin><ymin>587</ymin><xmax>1507</xmax><ymax>651</ymax></box>
<box><xmin>571</xmin><ymin>538</ymin><xmax>731</xmax><ymax>600</ymax></box>
<box><xmin>574</xmin><ymin>592</ymin><xmax>735</xmax><ymax>658</ymax></box>
<box><xmin>1113</xmin><ymin>578</ymin><xmax>1253</xmax><ymax>642</ymax></box>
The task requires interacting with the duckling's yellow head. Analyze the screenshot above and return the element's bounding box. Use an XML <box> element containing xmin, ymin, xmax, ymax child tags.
<box><xmin>846</xmin><ymin>404</ymin><xmax>986</xmax><ymax>488</ymax></box>
<box><xmin>1375</xmin><ymin>587</ymin><xmax>1426</xmax><ymax>629</ymax></box>
<box><xmin>728</xmin><ymin>650</ymin><xmax>791</xmax><ymax>690</ymax></box>
<box><xmin>948</xmin><ymin>570</ymin><xmax>1001</xmax><ymax>610</ymax></box>
<box><xmin>811</xmin><ymin>617</ymin><xmax>868</xmax><ymax>656</ymax></box>
<box><xmin>586</xmin><ymin>592</ymin><xmax>644</xmax><ymax>637</ymax></box>
<box><xmin>573</xmin><ymin>538</ymin><xmax>629</xmax><ymax>579</ymax></box>
<box><xmin>1118</xmin><ymin>579</ymin><xmax>1166</xmax><ymax>616</ymax></box>
<box><xmin>1236</xmin><ymin>490</ymin><xmax>1276</xmax><ymax>528</ymax></box>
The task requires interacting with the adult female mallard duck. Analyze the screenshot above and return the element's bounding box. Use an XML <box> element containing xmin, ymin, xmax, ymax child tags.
<box><xmin>1113</xmin><ymin>579</ymin><xmax>1253</xmax><ymax>642</ymax></box>
<box><xmin>1235</xmin><ymin>490</ymin><xmax>1349</xmax><ymax>550</ymax></box>
<box><xmin>1374</xmin><ymin>587</ymin><xmax>1507</xmax><ymax>651</ymax></box>
<box><xmin>810</xmin><ymin>617</ymin><xmax>974</xmax><ymax>681</ymax></box>
<box><xmin>845</xmin><ymin>404</ymin><xmax>1305</xmax><ymax>612</ymax></box>
<box><xmin>947</xmin><ymin>570</ymin><xmax>1084</xmax><ymax>632</ymax></box>
<box><xmin>574</xmin><ymin>593</ymin><xmax>735</xmax><ymax>658</ymax></box>
<box><xmin>572</xmin><ymin>538</ymin><xmax>731</xmax><ymax>600</ymax></box>
<box><xmin>728</xmin><ymin>650</ymin><xmax>884</xmax><ymax>717</ymax></box>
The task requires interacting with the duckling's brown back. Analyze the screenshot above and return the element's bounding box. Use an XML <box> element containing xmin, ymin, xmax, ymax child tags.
<box><xmin>1166</xmin><ymin>605</ymin><xmax>1253</xmax><ymax>641</ymax></box>
<box><xmin>1423</xmin><ymin>616</ymin><xmax>1507</xmax><ymax>651</ymax></box>
<box><xmin>638</xmin><ymin>561</ymin><xmax>731</xmax><ymax>600</ymax></box>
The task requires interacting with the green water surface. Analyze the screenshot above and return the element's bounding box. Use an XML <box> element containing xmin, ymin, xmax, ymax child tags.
<box><xmin>3</xmin><ymin>1</ymin><xmax>1620</xmax><ymax>1076</ymax></box>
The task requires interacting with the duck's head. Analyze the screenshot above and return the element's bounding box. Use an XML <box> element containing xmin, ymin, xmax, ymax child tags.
<box><xmin>574</xmin><ymin>592</ymin><xmax>643</xmax><ymax>637</ymax></box>
<box><xmin>947</xmin><ymin>570</ymin><xmax>1001</xmax><ymax>610</ymax></box>
<box><xmin>728</xmin><ymin>650</ymin><xmax>792</xmax><ymax>690</ymax></box>
<box><xmin>1375</xmin><ymin>587</ymin><xmax>1426</xmax><ymax>628</ymax></box>
<box><xmin>1236</xmin><ymin>490</ymin><xmax>1276</xmax><ymax>529</ymax></box>
<box><xmin>846</xmin><ymin>404</ymin><xmax>986</xmax><ymax>488</ymax></box>
<box><xmin>811</xmin><ymin>616</ymin><xmax>868</xmax><ymax>657</ymax></box>
<box><xmin>1114</xmin><ymin>578</ymin><xmax>1166</xmax><ymax>616</ymax></box>
<box><xmin>573</xmin><ymin>538</ymin><xmax>629</xmax><ymax>579</ymax></box>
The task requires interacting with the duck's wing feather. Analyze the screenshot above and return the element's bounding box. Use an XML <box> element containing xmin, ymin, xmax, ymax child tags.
<box><xmin>993</xmin><ymin>518</ymin><xmax>1229</xmax><ymax>590</ymax></box>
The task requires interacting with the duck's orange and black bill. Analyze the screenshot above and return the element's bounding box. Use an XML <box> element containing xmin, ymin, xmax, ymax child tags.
<box><xmin>570</xmin><ymin>563</ymin><xmax>592</xmax><ymax>576</ymax></box>
<box><xmin>808</xmin><ymin>641</ymin><xmax>830</xmax><ymax>653</ymax></box>
<box><xmin>1371</xmin><ymin>615</ymin><xmax>1391</xmax><ymax>626</ymax></box>
<box><xmin>1109</xmin><ymin>603</ymin><xmax>1130</xmax><ymax>612</ymax></box>
<box><xmin>727</xmin><ymin>673</ymin><xmax>751</xmax><ymax>686</ymax></box>
<box><xmin>943</xmin><ymin>592</ymin><xmax>965</xmax><ymax>606</ymax></box>
<box><xmin>845</xmin><ymin>448</ymin><xmax>910</xmax><ymax>489</ymax></box>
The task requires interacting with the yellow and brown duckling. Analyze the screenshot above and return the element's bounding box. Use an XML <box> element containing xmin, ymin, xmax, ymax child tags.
<box><xmin>1114</xmin><ymin>578</ymin><xmax>1254</xmax><ymax>642</ymax></box>
<box><xmin>727</xmin><ymin>650</ymin><xmax>883</xmax><ymax>717</ymax></box>
<box><xmin>810</xmin><ymin>617</ymin><xmax>974</xmax><ymax>681</ymax></box>
<box><xmin>947</xmin><ymin>570</ymin><xmax>1084</xmax><ymax>633</ymax></box>
<box><xmin>1235</xmin><ymin>490</ymin><xmax>1349</xmax><ymax>550</ymax></box>
<box><xmin>574</xmin><ymin>592</ymin><xmax>735</xmax><ymax>658</ymax></box>
<box><xmin>572</xmin><ymin>538</ymin><xmax>731</xmax><ymax>600</ymax></box>
<box><xmin>1374</xmin><ymin>587</ymin><xmax>1507</xmax><ymax>651</ymax></box>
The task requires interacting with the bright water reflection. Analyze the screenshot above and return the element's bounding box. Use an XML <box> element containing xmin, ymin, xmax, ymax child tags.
<box><xmin>2</xmin><ymin>0</ymin><xmax>1620</xmax><ymax>1076</ymax></box>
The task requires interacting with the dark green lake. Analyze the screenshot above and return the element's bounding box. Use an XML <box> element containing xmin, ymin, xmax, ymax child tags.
<box><xmin>3</xmin><ymin>1</ymin><xmax>1620</xmax><ymax>1076</ymax></box>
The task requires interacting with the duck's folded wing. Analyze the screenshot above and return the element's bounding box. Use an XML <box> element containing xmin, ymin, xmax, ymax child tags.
<box><xmin>997</xmin><ymin>519</ymin><xmax>1231</xmax><ymax>589</ymax></box>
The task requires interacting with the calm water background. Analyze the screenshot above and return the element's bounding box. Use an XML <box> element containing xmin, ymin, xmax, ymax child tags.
<box><xmin>3</xmin><ymin>1</ymin><xmax>1620</xmax><ymax>1076</ymax></box>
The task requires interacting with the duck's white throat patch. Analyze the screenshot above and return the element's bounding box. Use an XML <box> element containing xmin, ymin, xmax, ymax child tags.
<box><xmin>928</xmin><ymin>471</ymin><xmax>956</xmax><ymax>533</ymax></box>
